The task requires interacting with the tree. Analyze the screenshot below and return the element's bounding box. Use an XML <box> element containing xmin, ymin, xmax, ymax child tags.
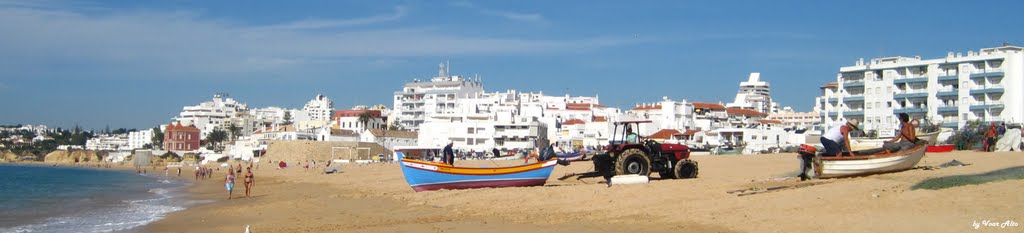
<box><xmin>358</xmin><ymin>111</ymin><xmax>374</xmax><ymax>130</ymax></box>
<box><xmin>227</xmin><ymin>124</ymin><xmax>241</xmax><ymax>141</ymax></box>
<box><xmin>283</xmin><ymin>111</ymin><xmax>293</xmax><ymax>125</ymax></box>
<box><xmin>387</xmin><ymin>121</ymin><xmax>404</xmax><ymax>131</ymax></box>
<box><xmin>205</xmin><ymin>128</ymin><xmax>228</xmax><ymax>152</ymax></box>
<box><xmin>151</xmin><ymin>127</ymin><xmax>164</xmax><ymax>150</ymax></box>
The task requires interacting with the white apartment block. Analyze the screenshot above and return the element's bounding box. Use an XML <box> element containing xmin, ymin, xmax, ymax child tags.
<box><xmin>627</xmin><ymin>97</ymin><xmax>697</xmax><ymax>134</ymax></box>
<box><xmin>303</xmin><ymin>94</ymin><xmax>334</xmax><ymax>122</ymax></box>
<box><xmin>175</xmin><ymin>94</ymin><xmax>253</xmax><ymax>138</ymax></box>
<box><xmin>392</xmin><ymin>63</ymin><xmax>485</xmax><ymax>131</ymax></box>
<box><xmin>335</xmin><ymin>109</ymin><xmax>387</xmax><ymax>132</ymax></box>
<box><xmin>127</xmin><ymin>129</ymin><xmax>153</xmax><ymax>150</ymax></box>
<box><xmin>819</xmin><ymin>45</ymin><xmax>1024</xmax><ymax>137</ymax></box>
<box><xmin>85</xmin><ymin>134</ymin><xmax>129</xmax><ymax>151</ymax></box>
<box><xmin>767</xmin><ymin>108</ymin><xmax>821</xmax><ymax>128</ymax></box>
<box><xmin>727</xmin><ymin>73</ymin><xmax>779</xmax><ymax>114</ymax></box>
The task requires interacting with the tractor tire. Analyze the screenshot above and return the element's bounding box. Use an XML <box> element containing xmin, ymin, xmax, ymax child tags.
<box><xmin>673</xmin><ymin>159</ymin><xmax>698</xmax><ymax>179</ymax></box>
<box><xmin>614</xmin><ymin>148</ymin><xmax>651</xmax><ymax>176</ymax></box>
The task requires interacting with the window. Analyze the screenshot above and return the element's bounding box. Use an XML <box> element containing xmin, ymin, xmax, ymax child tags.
<box><xmin>467</xmin><ymin>128</ymin><xmax>475</xmax><ymax>134</ymax></box>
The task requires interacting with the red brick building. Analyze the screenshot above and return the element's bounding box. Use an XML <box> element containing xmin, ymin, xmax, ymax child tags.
<box><xmin>164</xmin><ymin>122</ymin><xmax>200</xmax><ymax>151</ymax></box>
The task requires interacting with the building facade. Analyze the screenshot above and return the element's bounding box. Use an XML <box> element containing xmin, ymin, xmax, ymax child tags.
<box><xmin>303</xmin><ymin>94</ymin><xmax>334</xmax><ymax>122</ymax></box>
<box><xmin>175</xmin><ymin>94</ymin><xmax>252</xmax><ymax>138</ymax></box>
<box><xmin>819</xmin><ymin>45</ymin><xmax>1024</xmax><ymax>136</ymax></box>
<box><xmin>392</xmin><ymin>63</ymin><xmax>485</xmax><ymax>131</ymax></box>
<box><xmin>727</xmin><ymin>73</ymin><xmax>779</xmax><ymax>114</ymax></box>
<box><xmin>164</xmin><ymin>123</ymin><xmax>201</xmax><ymax>151</ymax></box>
<box><xmin>127</xmin><ymin>129</ymin><xmax>153</xmax><ymax>150</ymax></box>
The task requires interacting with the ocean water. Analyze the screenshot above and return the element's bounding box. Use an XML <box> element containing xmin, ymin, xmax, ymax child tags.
<box><xmin>0</xmin><ymin>165</ymin><xmax>189</xmax><ymax>233</ymax></box>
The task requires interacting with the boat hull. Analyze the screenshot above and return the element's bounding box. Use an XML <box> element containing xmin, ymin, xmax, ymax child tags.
<box><xmin>813</xmin><ymin>143</ymin><xmax>927</xmax><ymax>179</ymax></box>
<box><xmin>398</xmin><ymin>154</ymin><xmax>557</xmax><ymax>192</ymax></box>
<box><xmin>556</xmin><ymin>152</ymin><xmax>584</xmax><ymax>161</ymax></box>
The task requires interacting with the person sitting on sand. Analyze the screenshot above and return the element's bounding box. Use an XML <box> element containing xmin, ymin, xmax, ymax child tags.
<box><xmin>244</xmin><ymin>167</ymin><xmax>254</xmax><ymax>197</ymax></box>
<box><xmin>226</xmin><ymin>170</ymin><xmax>236</xmax><ymax>200</ymax></box>
<box><xmin>883</xmin><ymin>113</ymin><xmax>917</xmax><ymax>153</ymax></box>
<box><xmin>820</xmin><ymin>119</ymin><xmax>859</xmax><ymax>157</ymax></box>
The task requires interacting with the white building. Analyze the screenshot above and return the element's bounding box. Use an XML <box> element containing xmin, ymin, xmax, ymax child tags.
<box><xmin>250</xmin><ymin>107</ymin><xmax>288</xmax><ymax>126</ymax></box>
<box><xmin>175</xmin><ymin>94</ymin><xmax>252</xmax><ymax>138</ymax></box>
<box><xmin>303</xmin><ymin>94</ymin><xmax>334</xmax><ymax>122</ymax></box>
<box><xmin>392</xmin><ymin>63</ymin><xmax>485</xmax><ymax>131</ymax></box>
<box><xmin>819</xmin><ymin>44</ymin><xmax>1024</xmax><ymax>136</ymax></box>
<box><xmin>360</xmin><ymin>129</ymin><xmax>418</xmax><ymax>154</ymax></box>
<box><xmin>85</xmin><ymin>134</ymin><xmax>129</xmax><ymax>151</ymax></box>
<box><xmin>767</xmin><ymin>108</ymin><xmax>822</xmax><ymax>129</ymax></box>
<box><xmin>127</xmin><ymin>129</ymin><xmax>153</xmax><ymax>150</ymax></box>
<box><xmin>335</xmin><ymin>109</ymin><xmax>387</xmax><ymax>132</ymax></box>
<box><xmin>727</xmin><ymin>73</ymin><xmax>780</xmax><ymax>114</ymax></box>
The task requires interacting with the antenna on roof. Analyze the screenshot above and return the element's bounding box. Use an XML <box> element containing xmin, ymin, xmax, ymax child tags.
<box><xmin>1004</xmin><ymin>41</ymin><xmax>1010</xmax><ymax>46</ymax></box>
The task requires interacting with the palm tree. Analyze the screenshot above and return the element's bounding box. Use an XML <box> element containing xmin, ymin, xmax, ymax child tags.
<box><xmin>227</xmin><ymin>124</ymin><xmax>241</xmax><ymax>142</ymax></box>
<box><xmin>358</xmin><ymin>111</ymin><xmax>374</xmax><ymax>130</ymax></box>
<box><xmin>205</xmin><ymin>128</ymin><xmax>228</xmax><ymax>152</ymax></box>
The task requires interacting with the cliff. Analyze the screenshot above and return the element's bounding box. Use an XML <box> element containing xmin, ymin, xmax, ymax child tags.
<box><xmin>43</xmin><ymin>150</ymin><xmax>106</xmax><ymax>164</ymax></box>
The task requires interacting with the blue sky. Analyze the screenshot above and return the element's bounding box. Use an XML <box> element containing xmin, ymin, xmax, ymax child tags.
<box><xmin>1</xmin><ymin>0</ymin><xmax>1023</xmax><ymax>130</ymax></box>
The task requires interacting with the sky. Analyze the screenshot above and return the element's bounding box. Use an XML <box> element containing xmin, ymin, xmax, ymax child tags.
<box><xmin>1</xmin><ymin>0</ymin><xmax>1023</xmax><ymax>130</ymax></box>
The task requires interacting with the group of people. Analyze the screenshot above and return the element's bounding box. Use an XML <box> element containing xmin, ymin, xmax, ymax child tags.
<box><xmin>224</xmin><ymin>163</ymin><xmax>255</xmax><ymax>200</ymax></box>
<box><xmin>194</xmin><ymin>166</ymin><xmax>214</xmax><ymax>180</ymax></box>
<box><xmin>819</xmin><ymin>113</ymin><xmax>919</xmax><ymax>157</ymax></box>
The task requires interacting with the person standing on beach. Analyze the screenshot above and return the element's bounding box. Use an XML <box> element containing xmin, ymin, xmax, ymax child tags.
<box><xmin>226</xmin><ymin>170</ymin><xmax>236</xmax><ymax>200</ymax></box>
<box><xmin>442</xmin><ymin>142</ymin><xmax>455</xmax><ymax>165</ymax></box>
<box><xmin>177</xmin><ymin>167</ymin><xmax>181</xmax><ymax>176</ymax></box>
<box><xmin>985</xmin><ymin>123</ymin><xmax>998</xmax><ymax>152</ymax></box>
<box><xmin>244</xmin><ymin>167</ymin><xmax>254</xmax><ymax>197</ymax></box>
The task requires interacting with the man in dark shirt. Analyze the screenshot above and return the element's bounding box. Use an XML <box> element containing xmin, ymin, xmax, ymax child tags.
<box><xmin>442</xmin><ymin>142</ymin><xmax>455</xmax><ymax>165</ymax></box>
<box><xmin>492</xmin><ymin>148</ymin><xmax>500</xmax><ymax>158</ymax></box>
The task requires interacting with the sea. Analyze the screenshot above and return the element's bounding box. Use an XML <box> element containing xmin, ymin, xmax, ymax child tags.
<box><xmin>0</xmin><ymin>164</ymin><xmax>192</xmax><ymax>233</ymax></box>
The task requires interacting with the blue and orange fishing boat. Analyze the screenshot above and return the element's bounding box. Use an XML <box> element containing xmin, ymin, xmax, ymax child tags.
<box><xmin>396</xmin><ymin>147</ymin><xmax>558</xmax><ymax>192</ymax></box>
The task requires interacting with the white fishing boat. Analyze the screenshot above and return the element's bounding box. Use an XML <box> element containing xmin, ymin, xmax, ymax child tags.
<box><xmin>812</xmin><ymin>141</ymin><xmax>927</xmax><ymax>178</ymax></box>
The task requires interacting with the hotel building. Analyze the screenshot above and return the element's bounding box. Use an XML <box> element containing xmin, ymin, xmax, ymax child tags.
<box><xmin>819</xmin><ymin>45</ymin><xmax>1024</xmax><ymax>137</ymax></box>
<box><xmin>392</xmin><ymin>63</ymin><xmax>485</xmax><ymax>131</ymax></box>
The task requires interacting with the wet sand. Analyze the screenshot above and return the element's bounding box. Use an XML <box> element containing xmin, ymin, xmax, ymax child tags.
<box><xmin>142</xmin><ymin>151</ymin><xmax>1024</xmax><ymax>232</ymax></box>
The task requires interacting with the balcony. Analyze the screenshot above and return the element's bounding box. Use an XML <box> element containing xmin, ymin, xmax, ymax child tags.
<box><xmin>843</xmin><ymin>95</ymin><xmax>864</xmax><ymax>102</ymax></box>
<box><xmin>842</xmin><ymin>81</ymin><xmax>865</xmax><ymax>87</ymax></box>
<box><xmin>893</xmin><ymin>77</ymin><xmax>928</xmax><ymax>84</ymax></box>
<box><xmin>970</xmin><ymin>69</ymin><xmax>1004</xmax><ymax>78</ymax></box>
<box><xmin>937</xmin><ymin>106</ymin><xmax>958</xmax><ymax>112</ymax></box>
<box><xmin>969</xmin><ymin>85</ymin><xmax>1005</xmax><ymax>95</ymax></box>
<box><xmin>937</xmin><ymin>74</ymin><xmax>958</xmax><ymax>81</ymax></box>
<box><xmin>937</xmin><ymin>89</ymin><xmax>958</xmax><ymax>97</ymax></box>
<box><xmin>842</xmin><ymin>109</ymin><xmax>864</xmax><ymax>116</ymax></box>
<box><xmin>941</xmin><ymin>122</ymin><xmax>959</xmax><ymax>128</ymax></box>
<box><xmin>893</xmin><ymin>107</ymin><xmax>927</xmax><ymax>114</ymax></box>
<box><xmin>969</xmin><ymin>103</ymin><xmax>1005</xmax><ymax>111</ymax></box>
<box><xmin>893</xmin><ymin>91</ymin><xmax>929</xmax><ymax>99</ymax></box>
<box><xmin>827</xmin><ymin>98</ymin><xmax>839</xmax><ymax>103</ymax></box>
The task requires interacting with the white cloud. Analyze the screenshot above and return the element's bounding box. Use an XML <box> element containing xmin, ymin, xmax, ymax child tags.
<box><xmin>256</xmin><ymin>6</ymin><xmax>409</xmax><ymax>30</ymax></box>
<box><xmin>0</xmin><ymin>4</ymin><xmax>631</xmax><ymax>79</ymax></box>
<box><xmin>450</xmin><ymin>2</ymin><xmax>547</xmax><ymax>24</ymax></box>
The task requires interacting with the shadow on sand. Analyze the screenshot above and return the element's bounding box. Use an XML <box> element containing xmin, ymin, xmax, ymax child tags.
<box><xmin>911</xmin><ymin>166</ymin><xmax>1024</xmax><ymax>190</ymax></box>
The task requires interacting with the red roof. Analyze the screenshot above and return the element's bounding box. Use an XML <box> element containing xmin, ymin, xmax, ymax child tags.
<box><xmin>648</xmin><ymin>129</ymin><xmax>682</xmax><ymax>139</ymax></box>
<box><xmin>165</xmin><ymin>122</ymin><xmax>199</xmax><ymax>132</ymax></box>
<box><xmin>757</xmin><ymin>119</ymin><xmax>783</xmax><ymax>125</ymax></box>
<box><xmin>565</xmin><ymin>103</ymin><xmax>594</xmax><ymax>111</ymax></box>
<box><xmin>593</xmin><ymin>116</ymin><xmax>608</xmax><ymax>122</ymax></box>
<box><xmin>676</xmin><ymin>129</ymin><xmax>701</xmax><ymax>136</ymax></box>
<box><xmin>821</xmin><ymin>82</ymin><xmax>838</xmax><ymax>88</ymax></box>
<box><xmin>334</xmin><ymin>110</ymin><xmax>382</xmax><ymax>118</ymax></box>
<box><xmin>561</xmin><ymin>119</ymin><xmax>586</xmax><ymax>126</ymax></box>
<box><xmin>726</xmin><ymin>108</ymin><xmax>768</xmax><ymax>117</ymax></box>
<box><xmin>692</xmin><ymin>102</ymin><xmax>726</xmax><ymax>110</ymax></box>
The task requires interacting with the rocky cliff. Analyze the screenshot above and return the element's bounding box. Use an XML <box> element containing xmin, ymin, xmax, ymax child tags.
<box><xmin>43</xmin><ymin>150</ymin><xmax>106</xmax><ymax>164</ymax></box>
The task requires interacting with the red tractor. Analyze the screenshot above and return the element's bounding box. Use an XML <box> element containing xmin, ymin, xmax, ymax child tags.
<box><xmin>592</xmin><ymin>120</ymin><xmax>699</xmax><ymax>180</ymax></box>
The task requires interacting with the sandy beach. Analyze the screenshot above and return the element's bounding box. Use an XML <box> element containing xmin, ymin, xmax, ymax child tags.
<box><xmin>141</xmin><ymin>151</ymin><xmax>1024</xmax><ymax>233</ymax></box>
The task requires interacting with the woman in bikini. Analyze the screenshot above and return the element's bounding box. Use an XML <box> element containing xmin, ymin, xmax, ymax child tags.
<box><xmin>244</xmin><ymin>167</ymin><xmax>254</xmax><ymax>197</ymax></box>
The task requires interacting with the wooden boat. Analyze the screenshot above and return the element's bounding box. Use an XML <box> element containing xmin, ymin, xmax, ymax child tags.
<box><xmin>396</xmin><ymin>148</ymin><xmax>558</xmax><ymax>192</ymax></box>
<box><xmin>556</xmin><ymin>152</ymin><xmax>584</xmax><ymax>161</ymax></box>
<box><xmin>813</xmin><ymin>141</ymin><xmax>927</xmax><ymax>179</ymax></box>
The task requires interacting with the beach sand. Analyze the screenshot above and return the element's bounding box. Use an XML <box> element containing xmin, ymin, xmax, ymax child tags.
<box><xmin>142</xmin><ymin>151</ymin><xmax>1024</xmax><ymax>232</ymax></box>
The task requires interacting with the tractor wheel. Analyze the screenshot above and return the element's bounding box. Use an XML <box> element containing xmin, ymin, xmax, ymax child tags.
<box><xmin>614</xmin><ymin>148</ymin><xmax>651</xmax><ymax>176</ymax></box>
<box><xmin>673</xmin><ymin>159</ymin><xmax>698</xmax><ymax>179</ymax></box>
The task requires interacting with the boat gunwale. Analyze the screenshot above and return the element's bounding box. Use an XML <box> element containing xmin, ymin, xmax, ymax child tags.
<box><xmin>818</xmin><ymin>143</ymin><xmax>927</xmax><ymax>161</ymax></box>
<box><xmin>400</xmin><ymin>158</ymin><xmax>557</xmax><ymax>176</ymax></box>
